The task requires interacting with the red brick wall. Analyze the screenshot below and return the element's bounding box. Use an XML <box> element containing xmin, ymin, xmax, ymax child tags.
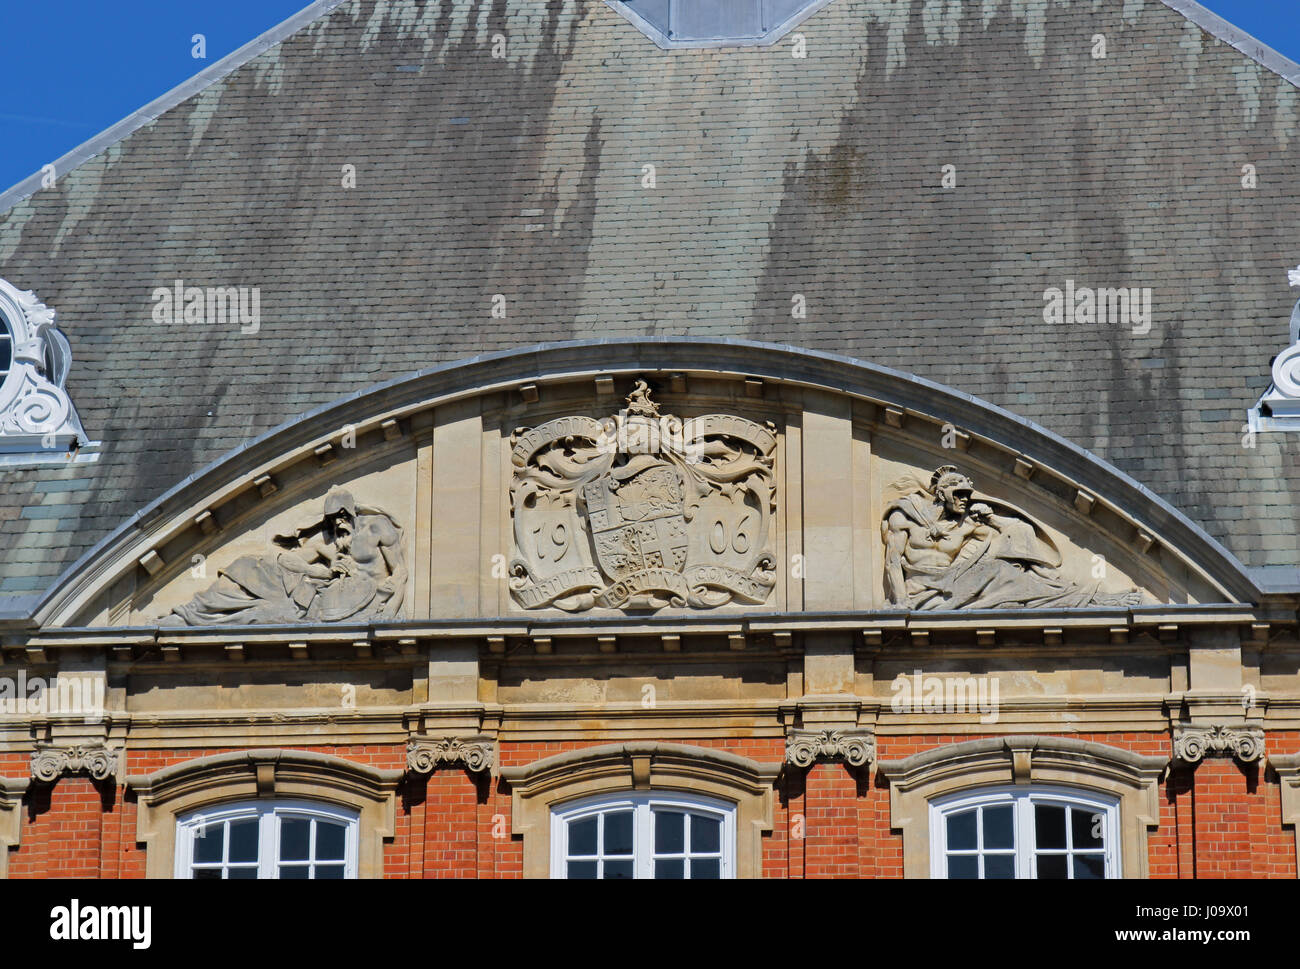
<box><xmin>2</xmin><ymin>733</ymin><xmax>1297</xmax><ymax>878</ymax></box>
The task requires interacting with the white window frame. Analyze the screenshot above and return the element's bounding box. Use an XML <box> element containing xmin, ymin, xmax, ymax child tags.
<box><xmin>929</xmin><ymin>785</ymin><xmax>1120</xmax><ymax>879</ymax></box>
<box><xmin>175</xmin><ymin>799</ymin><xmax>360</xmax><ymax>879</ymax></box>
<box><xmin>549</xmin><ymin>792</ymin><xmax>736</xmax><ymax>879</ymax></box>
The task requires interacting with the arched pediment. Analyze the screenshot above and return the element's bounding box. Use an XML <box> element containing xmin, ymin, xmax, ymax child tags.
<box><xmin>38</xmin><ymin>339</ymin><xmax>1255</xmax><ymax>629</ymax></box>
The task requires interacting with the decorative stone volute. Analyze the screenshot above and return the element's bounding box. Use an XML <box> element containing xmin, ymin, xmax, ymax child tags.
<box><xmin>1172</xmin><ymin>724</ymin><xmax>1265</xmax><ymax>765</ymax></box>
<box><xmin>30</xmin><ymin>742</ymin><xmax>118</xmax><ymax>783</ymax></box>
<box><xmin>785</xmin><ymin>729</ymin><xmax>876</xmax><ymax>769</ymax></box>
<box><xmin>406</xmin><ymin>736</ymin><xmax>495</xmax><ymax>775</ymax></box>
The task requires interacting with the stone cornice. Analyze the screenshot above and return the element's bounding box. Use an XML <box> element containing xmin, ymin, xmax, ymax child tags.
<box><xmin>1172</xmin><ymin>724</ymin><xmax>1265</xmax><ymax>764</ymax></box>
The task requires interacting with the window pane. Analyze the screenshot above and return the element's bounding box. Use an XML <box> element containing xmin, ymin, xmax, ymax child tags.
<box><xmin>228</xmin><ymin>867</ymin><xmax>258</xmax><ymax>880</ymax></box>
<box><xmin>604</xmin><ymin>811</ymin><xmax>634</xmax><ymax>855</ymax></box>
<box><xmin>691</xmin><ymin>858</ymin><xmax>720</xmax><ymax>879</ymax></box>
<box><xmin>315</xmin><ymin>864</ymin><xmax>347</xmax><ymax>880</ymax></box>
<box><xmin>947</xmin><ymin>855</ymin><xmax>978</xmax><ymax>879</ymax></box>
<box><xmin>984</xmin><ymin>854</ymin><xmax>1015</xmax><ymax>879</ymax></box>
<box><xmin>603</xmin><ymin>859</ymin><xmax>634</xmax><ymax>879</ymax></box>
<box><xmin>193</xmin><ymin>825</ymin><xmax>224</xmax><ymax>864</ymax></box>
<box><xmin>567</xmin><ymin>860</ymin><xmax>597</xmax><ymax>879</ymax></box>
<box><xmin>279</xmin><ymin>866</ymin><xmax>310</xmax><ymax>879</ymax></box>
<box><xmin>1072</xmin><ymin>808</ymin><xmax>1104</xmax><ymax>849</ymax></box>
<box><xmin>0</xmin><ymin>338</ymin><xmax>10</xmax><ymax>374</ymax></box>
<box><xmin>1036</xmin><ymin>854</ymin><xmax>1068</xmax><ymax>879</ymax></box>
<box><xmin>228</xmin><ymin>819</ymin><xmax>259</xmax><ymax>863</ymax></box>
<box><xmin>568</xmin><ymin>816</ymin><xmax>598</xmax><ymax>856</ymax></box>
<box><xmin>1073</xmin><ymin>854</ymin><xmax>1106</xmax><ymax>879</ymax></box>
<box><xmin>316</xmin><ymin>821</ymin><xmax>347</xmax><ymax>860</ymax></box>
<box><xmin>655</xmin><ymin>811</ymin><xmax>685</xmax><ymax>854</ymax></box>
<box><xmin>193</xmin><ymin>868</ymin><xmax>222</xmax><ymax>880</ymax></box>
<box><xmin>1034</xmin><ymin>804</ymin><xmax>1066</xmax><ymax>850</ymax></box>
<box><xmin>280</xmin><ymin>818</ymin><xmax>311</xmax><ymax>862</ymax></box>
<box><xmin>655</xmin><ymin>858</ymin><xmax>684</xmax><ymax>879</ymax></box>
<box><xmin>692</xmin><ymin>815</ymin><xmax>721</xmax><ymax>854</ymax></box>
<box><xmin>946</xmin><ymin>810</ymin><xmax>977</xmax><ymax>851</ymax></box>
<box><xmin>983</xmin><ymin>806</ymin><xmax>1013</xmax><ymax>849</ymax></box>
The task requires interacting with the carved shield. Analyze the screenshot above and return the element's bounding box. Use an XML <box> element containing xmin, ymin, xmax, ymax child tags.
<box><xmin>583</xmin><ymin>463</ymin><xmax>689</xmax><ymax>581</ymax></box>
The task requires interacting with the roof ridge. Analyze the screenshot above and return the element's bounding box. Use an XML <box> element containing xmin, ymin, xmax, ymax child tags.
<box><xmin>1163</xmin><ymin>0</ymin><xmax>1300</xmax><ymax>87</ymax></box>
<box><xmin>0</xmin><ymin>0</ymin><xmax>1296</xmax><ymax>219</ymax></box>
<box><xmin>0</xmin><ymin>0</ymin><xmax>350</xmax><ymax>216</ymax></box>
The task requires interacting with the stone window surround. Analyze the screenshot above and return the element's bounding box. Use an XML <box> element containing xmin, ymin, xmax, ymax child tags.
<box><xmin>877</xmin><ymin>736</ymin><xmax>1168</xmax><ymax>879</ymax></box>
<box><xmin>125</xmin><ymin>749</ymin><xmax>403</xmax><ymax>879</ymax></box>
<box><xmin>501</xmin><ymin>741</ymin><xmax>782</xmax><ymax>879</ymax></box>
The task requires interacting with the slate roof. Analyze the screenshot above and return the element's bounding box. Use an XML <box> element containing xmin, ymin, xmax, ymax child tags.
<box><xmin>0</xmin><ymin>0</ymin><xmax>1298</xmax><ymax>609</ymax></box>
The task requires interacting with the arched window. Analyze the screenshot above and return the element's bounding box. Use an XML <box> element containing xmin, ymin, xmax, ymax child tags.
<box><xmin>176</xmin><ymin>799</ymin><xmax>359</xmax><ymax>879</ymax></box>
<box><xmin>930</xmin><ymin>785</ymin><xmax>1119</xmax><ymax>879</ymax></box>
<box><xmin>551</xmin><ymin>792</ymin><xmax>735</xmax><ymax>879</ymax></box>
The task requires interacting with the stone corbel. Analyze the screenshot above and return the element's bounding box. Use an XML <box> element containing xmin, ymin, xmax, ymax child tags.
<box><xmin>405</xmin><ymin>735</ymin><xmax>496</xmax><ymax>775</ymax></box>
<box><xmin>784</xmin><ymin>728</ymin><xmax>876</xmax><ymax>771</ymax></box>
<box><xmin>1267</xmin><ymin>753</ymin><xmax>1300</xmax><ymax>872</ymax></box>
<box><xmin>0</xmin><ymin>777</ymin><xmax>28</xmax><ymax>879</ymax></box>
<box><xmin>29</xmin><ymin>742</ymin><xmax>119</xmax><ymax>784</ymax></box>
<box><xmin>1172</xmin><ymin>724</ymin><xmax>1265</xmax><ymax>765</ymax></box>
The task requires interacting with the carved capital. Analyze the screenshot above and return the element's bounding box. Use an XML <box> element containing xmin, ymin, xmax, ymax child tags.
<box><xmin>1172</xmin><ymin>724</ymin><xmax>1265</xmax><ymax>765</ymax></box>
<box><xmin>406</xmin><ymin>736</ymin><xmax>495</xmax><ymax>775</ymax></box>
<box><xmin>785</xmin><ymin>729</ymin><xmax>875</xmax><ymax>769</ymax></box>
<box><xmin>30</xmin><ymin>742</ymin><xmax>118</xmax><ymax>783</ymax></box>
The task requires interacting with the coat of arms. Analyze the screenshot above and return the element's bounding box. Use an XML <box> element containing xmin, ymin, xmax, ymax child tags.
<box><xmin>509</xmin><ymin>380</ymin><xmax>777</xmax><ymax>611</ymax></box>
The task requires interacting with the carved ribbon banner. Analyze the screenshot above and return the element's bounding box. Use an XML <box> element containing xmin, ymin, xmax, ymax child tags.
<box><xmin>509</xmin><ymin>381</ymin><xmax>778</xmax><ymax>612</ymax></box>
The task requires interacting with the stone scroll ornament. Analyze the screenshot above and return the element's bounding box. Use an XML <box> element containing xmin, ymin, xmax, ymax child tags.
<box><xmin>159</xmin><ymin>489</ymin><xmax>408</xmax><ymax>625</ymax></box>
<box><xmin>881</xmin><ymin>466</ymin><xmax>1143</xmax><ymax>610</ymax></box>
<box><xmin>509</xmin><ymin>380</ymin><xmax>777</xmax><ymax>612</ymax></box>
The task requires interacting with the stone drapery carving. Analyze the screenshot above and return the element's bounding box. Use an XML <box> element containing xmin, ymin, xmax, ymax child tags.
<box><xmin>160</xmin><ymin>489</ymin><xmax>407</xmax><ymax>625</ymax></box>
<box><xmin>1172</xmin><ymin>724</ymin><xmax>1264</xmax><ymax>764</ymax></box>
<box><xmin>785</xmin><ymin>729</ymin><xmax>876</xmax><ymax>769</ymax></box>
<box><xmin>509</xmin><ymin>380</ymin><xmax>777</xmax><ymax>612</ymax></box>
<box><xmin>881</xmin><ymin>466</ymin><xmax>1142</xmax><ymax>610</ymax></box>
<box><xmin>406</xmin><ymin>736</ymin><xmax>495</xmax><ymax>774</ymax></box>
<box><xmin>30</xmin><ymin>742</ymin><xmax>118</xmax><ymax>783</ymax></box>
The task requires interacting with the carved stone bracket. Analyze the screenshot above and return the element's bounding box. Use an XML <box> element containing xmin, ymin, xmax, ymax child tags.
<box><xmin>1172</xmin><ymin>724</ymin><xmax>1265</xmax><ymax>765</ymax></box>
<box><xmin>30</xmin><ymin>742</ymin><xmax>119</xmax><ymax>783</ymax></box>
<box><xmin>784</xmin><ymin>729</ymin><xmax>876</xmax><ymax>770</ymax></box>
<box><xmin>406</xmin><ymin>735</ymin><xmax>496</xmax><ymax>775</ymax></box>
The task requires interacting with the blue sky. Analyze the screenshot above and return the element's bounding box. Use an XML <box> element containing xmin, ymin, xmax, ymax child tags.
<box><xmin>0</xmin><ymin>0</ymin><xmax>1296</xmax><ymax>195</ymax></box>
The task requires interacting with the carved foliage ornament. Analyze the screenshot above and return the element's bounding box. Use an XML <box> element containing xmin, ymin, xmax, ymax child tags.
<box><xmin>510</xmin><ymin>380</ymin><xmax>778</xmax><ymax>612</ymax></box>
<box><xmin>31</xmin><ymin>742</ymin><xmax>118</xmax><ymax>783</ymax></box>
<box><xmin>406</xmin><ymin>736</ymin><xmax>495</xmax><ymax>774</ymax></box>
<box><xmin>159</xmin><ymin>489</ymin><xmax>408</xmax><ymax>625</ymax></box>
<box><xmin>1173</xmin><ymin>724</ymin><xmax>1264</xmax><ymax>764</ymax></box>
<box><xmin>0</xmin><ymin>278</ymin><xmax>84</xmax><ymax>442</ymax></box>
<box><xmin>881</xmin><ymin>465</ymin><xmax>1142</xmax><ymax>610</ymax></box>
<box><xmin>785</xmin><ymin>730</ymin><xmax>876</xmax><ymax>769</ymax></box>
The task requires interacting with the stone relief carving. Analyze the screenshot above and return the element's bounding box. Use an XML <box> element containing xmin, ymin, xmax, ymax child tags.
<box><xmin>30</xmin><ymin>742</ymin><xmax>118</xmax><ymax>783</ymax></box>
<box><xmin>882</xmin><ymin>466</ymin><xmax>1143</xmax><ymax>610</ymax></box>
<box><xmin>509</xmin><ymin>380</ymin><xmax>777</xmax><ymax>612</ymax></box>
<box><xmin>1173</xmin><ymin>724</ymin><xmax>1264</xmax><ymax>764</ymax></box>
<box><xmin>159</xmin><ymin>489</ymin><xmax>407</xmax><ymax>625</ymax></box>
<box><xmin>406</xmin><ymin>736</ymin><xmax>495</xmax><ymax>775</ymax></box>
<box><xmin>0</xmin><ymin>278</ymin><xmax>86</xmax><ymax>444</ymax></box>
<box><xmin>785</xmin><ymin>729</ymin><xmax>876</xmax><ymax>769</ymax></box>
